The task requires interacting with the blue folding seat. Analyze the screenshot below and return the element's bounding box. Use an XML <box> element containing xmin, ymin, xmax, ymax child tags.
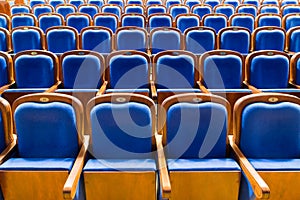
<box><xmin>165</xmin><ymin>0</ymin><xmax>182</xmax><ymax>8</ymax></box>
<box><xmin>66</xmin><ymin>13</ymin><xmax>92</xmax><ymax>33</ymax></box>
<box><xmin>146</xmin><ymin>4</ymin><xmax>167</xmax><ymax>15</ymax></box>
<box><xmin>80</xmin><ymin>26</ymin><xmax>113</xmax><ymax>54</ymax></box>
<box><xmin>218</xmin><ymin>27</ymin><xmax>251</xmax><ymax>55</ymax></box>
<box><xmin>231</xmin><ymin>93</ymin><xmax>300</xmax><ymax>200</ymax></box>
<box><xmin>94</xmin><ymin>13</ymin><xmax>119</xmax><ymax>33</ymax></box>
<box><xmin>127</xmin><ymin>0</ymin><xmax>143</xmax><ymax>5</ymax></box>
<box><xmin>0</xmin><ymin>93</ymin><xmax>89</xmax><ymax>200</ymax></box>
<box><xmin>203</xmin><ymin>0</ymin><xmax>219</xmax><ymax>9</ymax></box>
<box><xmin>32</xmin><ymin>4</ymin><xmax>54</xmax><ymax>18</ymax></box>
<box><xmin>281</xmin><ymin>0</ymin><xmax>299</xmax><ymax>6</ymax></box>
<box><xmin>214</xmin><ymin>4</ymin><xmax>235</xmax><ymax>18</ymax></box>
<box><xmin>191</xmin><ymin>4</ymin><xmax>213</xmax><ymax>19</ymax></box>
<box><xmin>0</xmin><ymin>52</ymin><xmax>15</xmax><ymax>93</ymax></box>
<box><xmin>184</xmin><ymin>26</ymin><xmax>216</xmax><ymax>54</ymax></box>
<box><xmin>46</xmin><ymin>26</ymin><xmax>79</xmax><ymax>55</ymax></box>
<box><xmin>236</xmin><ymin>4</ymin><xmax>257</xmax><ymax>17</ymax></box>
<box><xmin>229</xmin><ymin>13</ymin><xmax>255</xmax><ymax>32</ymax></box>
<box><xmin>290</xmin><ymin>52</ymin><xmax>300</xmax><ymax>87</ymax></box>
<box><xmin>281</xmin><ymin>4</ymin><xmax>300</xmax><ymax>16</ymax></box>
<box><xmin>38</xmin><ymin>13</ymin><xmax>64</xmax><ymax>33</ymax></box>
<box><xmin>149</xmin><ymin>27</ymin><xmax>183</xmax><ymax>54</ymax></box>
<box><xmin>148</xmin><ymin>13</ymin><xmax>172</xmax><ymax>31</ymax></box>
<box><xmin>168</xmin><ymin>4</ymin><xmax>189</xmax><ymax>18</ymax></box>
<box><xmin>124</xmin><ymin>5</ymin><xmax>144</xmax><ymax>14</ymax></box>
<box><xmin>258</xmin><ymin>4</ymin><xmax>280</xmax><ymax>14</ymax></box>
<box><xmin>175</xmin><ymin>13</ymin><xmax>201</xmax><ymax>33</ymax></box>
<box><xmin>286</xmin><ymin>26</ymin><xmax>300</xmax><ymax>54</ymax></box>
<box><xmin>11</xmin><ymin>13</ymin><xmax>37</xmax><ymax>29</ymax></box>
<box><xmin>11</xmin><ymin>4</ymin><xmax>31</xmax><ymax>15</ymax></box>
<box><xmin>48</xmin><ymin>0</ymin><xmax>65</xmax><ymax>9</ymax></box>
<box><xmin>83</xmin><ymin>93</ymin><xmax>170</xmax><ymax>200</ymax></box>
<box><xmin>120</xmin><ymin>13</ymin><xmax>146</xmax><ymax>28</ymax></box>
<box><xmin>29</xmin><ymin>0</ymin><xmax>46</xmax><ymax>8</ymax></box>
<box><xmin>184</xmin><ymin>0</ymin><xmax>201</xmax><ymax>8</ymax></box>
<box><xmin>11</xmin><ymin>26</ymin><xmax>45</xmax><ymax>53</ymax></box>
<box><xmin>146</xmin><ymin>0</ymin><xmax>163</xmax><ymax>6</ymax></box>
<box><xmin>87</xmin><ymin>0</ymin><xmax>104</xmax><ymax>7</ymax></box>
<box><xmin>251</xmin><ymin>26</ymin><xmax>286</xmax><ymax>51</ymax></box>
<box><xmin>0</xmin><ymin>28</ymin><xmax>12</xmax><ymax>53</ymax></box>
<box><xmin>78</xmin><ymin>4</ymin><xmax>100</xmax><ymax>18</ymax></box>
<box><xmin>255</xmin><ymin>13</ymin><xmax>281</xmax><ymax>27</ymax></box>
<box><xmin>283</xmin><ymin>13</ymin><xmax>300</xmax><ymax>31</ymax></box>
<box><xmin>69</xmin><ymin>0</ymin><xmax>84</xmax><ymax>8</ymax></box>
<box><xmin>101</xmin><ymin>4</ymin><xmax>122</xmax><ymax>18</ymax></box>
<box><xmin>0</xmin><ymin>13</ymin><xmax>10</xmax><ymax>30</ymax></box>
<box><xmin>115</xmin><ymin>27</ymin><xmax>148</xmax><ymax>52</ymax></box>
<box><xmin>223</xmin><ymin>0</ymin><xmax>240</xmax><ymax>8</ymax></box>
<box><xmin>202</xmin><ymin>13</ymin><xmax>228</xmax><ymax>34</ymax></box>
<box><xmin>56</xmin><ymin>4</ymin><xmax>77</xmax><ymax>20</ymax></box>
<box><xmin>158</xmin><ymin>93</ymin><xmax>241</xmax><ymax>200</ymax></box>
<box><xmin>242</xmin><ymin>0</ymin><xmax>260</xmax><ymax>7</ymax></box>
<box><xmin>107</xmin><ymin>0</ymin><xmax>124</xmax><ymax>7</ymax></box>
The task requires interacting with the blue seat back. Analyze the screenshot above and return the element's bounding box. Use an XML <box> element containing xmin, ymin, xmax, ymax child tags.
<box><xmin>69</xmin><ymin>0</ymin><xmax>84</xmax><ymax>8</ymax></box>
<box><xmin>295</xmin><ymin>57</ymin><xmax>300</xmax><ymax>84</ymax></box>
<box><xmin>230</xmin><ymin>14</ymin><xmax>254</xmax><ymax>32</ymax></box>
<box><xmin>257</xmin><ymin>14</ymin><xmax>281</xmax><ymax>27</ymax></box>
<box><xmin>185</xmin><ymin>0</ymin><xmax>201</xmax><ymax>8</ymax></box>
<box><xmin>169</xmin><ymin>5</ymin><xmax>189</xmax><ymax>19</ymax></box>
<box><xmin>282</xmin><ymin>5</ymin><xmax>300</xmax><ymax>16</ymax></box>
<box><xmin>0</xmin><ymin>15</ymin><xmax>8</xmax><ymax>30</ymax></box>
<box><xmin>30</xmin><ymin>0</ymin><xmax>45</xmax><ymax>7</ymax></box>
<box><xmin>102</xmin><ymin>5</ymin><xmax>122</xmax><ymax>18</ymax></box>
<box><xmin>46</xmin><ymin>27</ymin><xmax>77</xmax><ymax>53</ymax></box>
<box><xmin>121</xmin><ymin>14</ymin><xmax>145</xmax><ymax>28</ymax></box>
<box><xmin>243</xmin><ymin>0</ymin><xmax>260</xmax><ymax>7</ymax></box>
<box><xmin>107</xmin><ymin>0</ymin><xmax>124</xmax><ymax>7</ymax></box>
<box><xmin>192</xmin><ymin>5</ymin><xmax>212</xmax><ymax>18</ymax></box>
<box><xmin>38</xmin><ymin>14</ymin><xmax>63</xmax><ymax>33</ymax></box>
<box><xmin>223</xmin><ymin>0</ymin><xmax>239</xmax><ymax>8</ymax></box>
<box><xmin>11</xmin><ymin>14</ymin><xmax>36</xmax><ymax>29</ymax></box>
<box><xmin>237</xmin><ymin>5</ymin><xmax>257</xmax><ymax>17</ymax></box>
<box><xmin>49</xmin><ymin>0</ymin><xmax>65</xmax><ymax>9</ymax></box>
<box><xmin>146</xmin><ymin>0</ymin><xmax>162</xmax><ymax>5</ymax></box>
<box><xmin>125</xmin><ymin>5</ymin><xmax>144</xmax><ymax>14</ymax></box>
<box><xmin>254</xmin><ymin>27</ymin><xmax>285</xmax><ymax>51</ymax></box>
<box><xmin>116</xmin><ymin>28</ymin><xmax>147</xmax><ymax>51</ymax></box>
<box><xmin>11</xmin><ymin>6</ymin><xmax>30</xmax><ymax>15</ymax></box>
<box><xmin>203</xmin><ymin>14</ymin><xmax>227</xmax><ymax>34</ymax></box>
<box><xmin>288</xmin><ymin>30</ymin><xmax>300</xmax><ymax>52</ymax></box>
<box><xmin>127</xmin><ymin>0</ymin><xmax>143</xmax><ymax>5</ymax></box>
<box><xmin>215</xmin><ymin>5</ymin><xmax>235</xmax><ymax>18</ymax></box>
<box><xmin>176</xmin><ymin>14</ymin><xmax>200</xmax><ymax>33</ymax></box>
<box><xmin>0</xmin><ymin>55</ymin><xmax>9</xmax><ymax>88</ymax></box>
<box><xmin>94</xmin><ymin>14</ymin><xmax>118</xmax><ymax>33</ymax></box>
<box><xmin>203</xmin><ymin>0</ymin><xmax>219</xmax><ymax>8</ymax></box>
<box><xmin>148</xmin><ymin>14</ymin><xmax>172</xmax><ymax>31</ymax></box>
<box><xmin>56</xmin><ymin>5</ymin><xmax>76</xmax><ymax>19</ymax></box>
<box><xmin>284</xmin><ymin>14</ymin><xmax>300</xmax><ymax>31</ymax></box>
<box><xmin>87</xmin><ymin>0</ymin><xmax>104</xmax><ymax>7</ymax></box>
<box><xmin>66</xmin><ymin>14</ymin><xmax>90</xmax><ymax>33</ymax></box>
<box><xmin>79</xmin><ymin>5</ymin><xmax>98</xmax><ymax>18</ymax></box>
<box><xmin>0</xmin><ymin>29</ymin><xmax>9</xmax><ymax>52</ymax></box>
<box><xmin>219</xmin><ymin>28</ymin><xmax>250</xmax><ymax>54</ymax></box>
<box><xmin>81</xmin><ymin>27</ymin><xmax>112</xmax><ymax>53</ymax></box>
<box><xmin>259</xmin><ymin>5</ymin><xmax>280</xmax><ymax>14</ymax></box>
<box><xmin>166</xmin><ymin>0</ymin><xmax>182</xmax><ymax>8</ymax></box>
<box><xmin>33</xmin><ymin>6</ymin><xmax>53</xmax><ymax>18</ymax></box>
<box><xmin>12</xmin><ymin>28</ymin><xmax>43</xmax><ymax>53</ymax></box>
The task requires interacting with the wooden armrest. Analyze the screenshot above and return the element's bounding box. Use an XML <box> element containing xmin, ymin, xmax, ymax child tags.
<box><xmin>243</xmin><ymin>81</ymin><xmax>262</xmax><ymax>94</ymax></box>
<box><xmin>63</xmin><ymin>135</ymin><xmax>90</xmax><ymax>200</ymax></box>
<box><xmin>196</xmin><ymin>81</ymin><xmax>210</xmax><ymax>94</ymax></box>
<box><xmin>229</xmin><ymin>136</ymin><xmax>270</xmax><ymax>199</ymax></box>
<box><xmin>150</xmin><ymin>81</ymin><xmax>157</xmax><ymax>100</ymax></box>
<box><xmin>45</xmin><ymin>81</ymin><xmax>62</xmax><ymax>93</ymax></box>
<box><xmin>0</xmin><ymin>134</ymin><xmax>17</xmax><ymax>165</ymax></box>
<box><xmin>155</xmin><ymin>134</ymin><xmax>171</xmax><ymax>199</ymax></box>
<box><xmin>0</xmin><ymin>81</ymin><xmax>15</xmax><ymax>95</ymax></box>
<box><xmin>96</xmin><ymin>81</ymin><xmax>107</xmax><ymax>96</ymax></box>
<box><xmin>289</xmin><ymin>82</ymin><xmax>300</xmax><ymax>89</ymax></box>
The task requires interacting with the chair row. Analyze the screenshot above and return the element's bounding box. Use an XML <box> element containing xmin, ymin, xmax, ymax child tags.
<box><xmin>2</xmin><ymin>25</ymin><xmax>300</xmax><ymax>56</ymax></box>
<box><xmin>0</xmin><ymin>91</ymin><xmax>299</xmax><ymax>199</ymax></box>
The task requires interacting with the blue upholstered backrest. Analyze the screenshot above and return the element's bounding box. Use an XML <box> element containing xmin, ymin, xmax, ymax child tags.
<box><xmin>30</xmin><ymin>0</ymin><xmax>45</xmax><ymax>7</ymax></box>
<box><xmin>185</xmin><ymin>29</ymin><xmax>215</xmax><ymax>54</ymax></box>
<box><xmin>107</xmin><ymin>0</ymin><xmax>123</xmax><ymax>7</ymax></box>
<box><xmin>90</xmin><ymin>102</ymin><xmax>153</xmax><ymax>159</ymax></box>
<box><xmin>127</xmin><ymin>0</ymin><xmax>143</xmax><ymax>5</ymax></box>
<box><xmin>121</xmin><ymin>15</ymin><xmax>145</xmax><ymax>28</ymax></box>
<box><xmin>289</xmin><ymin>29</ymin><xmax>300</xmax><ymax>52</ymax></box>
<box><xmin>285</xmin><ymin>16</ymin><xmax>300</xmax><ymax>31</ymax></box>
<box><xmin>62</xmin><ymin>54</ymin><xmax>103</xmax><ymax>89</ymax></box>
<box><xmin>203</xmin><ymin>0</ymin><xmax>219</xmax><ymax>8</ymax></box>
<box><xmin>88</xmin><ymin>0</ymin><xmax>104</xmax><ymax>7</ymax></box>
<box><xmin>260</xmin><ymin>6</ymin><xmax>280</xmax><ymax>14</ymax></box>
<box><xmin>116</xmin><ymin>29</ymin><xmax>146</xmax><ymax>51</ymax></box>
<box><xmin>262</xmin><ymin>0</ymin><xmax>279</xmax><ymax>5</ymax></box>
<box><xmin>56</xmin><ymin>6</ymin><xmax>76</xmax><ymax>19</ymax></box>
<box><xmin>240</xmin><ymin>102</ymin><xmax>300</xmax><ymax>158</ymax></box>
<box><xmin>176</xmin><ymin>16</ymin><xmax>200</xmax><ymax>33</ymax></box>
<box><xmin>11</xmin><ymin>7</ymin><xmax>30</xmax><ymax>15</ymax></box>
<box><xmin>125</xmin><ymin>6</ymin><xmax>143</xmax><ymax>14</ymax></box>
<box><xmin>296</xmin><ymin>59</ymin><xmax>300</xmax><ymax>85</ymax></box>
<box><xmin>282</xmin><ymin>0</ymin><xmax>299</xmax><ymax>6</ymax></box>
<box><xmin>220</xmin><ymin>29</ymin><xmax>250</xmax><ymax>54</ymax></box>
<box><xmin>249</xmin><ymin>54</ymin><xmax>289</xmax><ymax>88</ymax></box>
<box><xmin>102</xmin><ymin>6</ymin><xmax>121</xmax><ymax>18</ymax></box>
<box><xmin>255</xmin><ymin>29</ymin><xmax>285</xmax><ymax>51</ymax></box>
<box><xmin>258</xmin><ymin>15</ymin><xmax>281</xmax><ymax>27</ymax></box>
<box><xmin>215</xmin><ymin>6</ymin><xmax>234</xmax><ymax>18</ymax></box>
<box><xmin>12</xmin><ymin>29</ymin><xmax>42</xmax><ymax>53</ymax></box>
<box><xmin>0</xmin><ymin>56</ymin><xmax>8</xmax><ymax>87</ymax></box>
<box><xmin>156</xmin><ymin>54</ymin><xmax>195</xmax><ymax>89</ymax></box>
<box><xmin>237</xmin><ymin>6</ymin><xmax>257</xmax><ymax>17</ymax></box>
<box><xmin>170</xmin><ymin>6</ymin><xmax>189</xmax><ymax>19</ymax></box>
<box><xmin>243</xmin><ymin>0</ymin><xmax>259</xmax><ymax>7</ymax></box>
<box><xmin>14</xmin><ymin>54</ymin><xmax>55</xmax><ymax>88</ymax></box>
<box><xmin>148</xmin><ymin>15</ymin><xmax>172</xmax><ymax>30</ymax></box>
<box><xmin>14</xmin><ymin>102</ymin><xmax>79</xmax><ymax>158</ymax></box>
<box><xmin>192</xmin><ymin>6</ymin><xmax>212</xmax><ymax>18</ymax></box>
<box><xmin>33</xmin><ymin>7</ymin><xmax>52</xmax><ymax>18</ymax></box>
<box><xmin>109</xmin><ymin>54</ymin><xmax>148</xmax><ymax>89</ymax></box>
<box><xmin>151</xmin><ymin>29</ymin><xmax>181</xmax><ymax>54</ymax></box>
<box><xmin>79</xmin><ymin>6</ymin><xmax>98</xmax><ymax>18</ymax></box>
<box><xmin>166</xmin><ymin>102</ymin><xmax>228</xmax><ymax>159</ymax></box>
<box><xmin>231</xmin><ymin>15</ymin><xmax>254</xmax><ymax>32</ymax></box>
<box><xmin>81</xmin><ymin>29</ymin><xmax>111</xmax><ymax>53</ymax></box>
<box><xmin>166</xmin><ymin>0</ymin><xmax>181</xmax><ymax>8</ymax></box>
<box><xmin>67</xmin><ymin>15</ymin><xmax>90</xmax><ymax>33</ymax></box>
<box><xmin>49</xmin><ymin>0</ymin><xmax>65</xmax><ymax>9</ymax></box>
<box><xmin>0</xmin><ymin>112</ymin><xmax>5</xmax><ymax>153</ymax></box>
<box><xmin>282</xmin><ymin>6</ymin><xmax>300</xmax><ymax>16</ymax></box>
<box><xmin>203</xmin><ymin>15</ymin><xmax>227</xmax><ymax>33</ymax></box>
<box><xmin>224</xmin><ymin>0</ymin><xmax>239</xmax><ymax>8</ymax></box>
<box><xmin>69</xmin><ymin>0</ymin><xmax>84</xmax><ymax>8</ymax></box>
<box><xmin>0</xmin><ymin>16</ymin><xmax>8</xmax><ymax>29</ymax></box>
<box><xmin>47</xmin><ymin>29</ymin><xmax>77</xmax><ymax>53</ymax></box>
<box><xmin>11</xmin><ymin>16</ymin><xmax>35</xmax><ymax>29</ymax></box>
<box><xmin>147</xmin><ymin>6</ymin><xmax>166</xmax><ymax>15</ymax></box>
<box><xmin>186</xmin><ymin>0</ymin><xmax>201</xmax><ymax>8</ymax></box>
<box><xmin>203</xmin><ymin>54</ymin><xmax>243</xmax><ymax>89</ymax></box>
<box><xmin>39</xmin><ymin>15</ymin><xmax>63</xmax><ymax>33</ymax></box>
<box><xmin>94</xmin><ymin>15</ymin><xmax>118</xmax><ymax>33</ymax></box>
<box><xmin>146</xmin><ymin>0</ymin><xmax>163</xmax><ymax>6</ymax></box>
<box><xmin>0</xmin><ymin>31</ymin><xmax>8</xmax><ymax>52</ymax></box>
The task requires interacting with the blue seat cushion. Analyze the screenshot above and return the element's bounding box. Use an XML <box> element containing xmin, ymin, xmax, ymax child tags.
<box><xmin>84</xmin><ymin>159</ymin><xmax>156</xmax><ymax>171</ymax></box>
<box><xmin>0</xmin><ymin>158</ymin><xmax>75</xmax><ymax>171</ymax></box>
<box><xmin>249</xmin><ymin>159</ymin><xmax>300</xmax><ymax>171</ymax></box>
<box><xmin>157</xmin><ymin>88</ymin><xmax>201</xmax><ymax>93</ymax></box>
<box><xmin>168</xmin><ymin>158</ymin><xmax>240</xmax><ymax>171</ymax></box>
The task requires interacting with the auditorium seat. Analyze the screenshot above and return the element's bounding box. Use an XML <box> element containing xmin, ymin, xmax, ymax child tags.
<box><xmin>120</xmin><ymin>13</ymin><xmax>146</xmax><ymax>28</ymax></box>
<box><xmin>94</xmin><ymin>13</ymin><xmax>119</xmax><ymax>33</ymax></box>
<box><xmin>127</xmin><ymin>0</ymin><xmax>143</xmax><ymax>5</ymax></box>
<box><xmin>258</xmin><ymin>4</ymin><xmax>280</xmax><ymax>14</ymax></box>
<box><xmin>202</xmin><ymin>13</ymin><xmax>228</xmax><ymax>34</ymax></box>
<box><xmin>148</xmin><ymin>13</ymin><xmax>173</xmax><ymax>31</ymax></box>
<box><xmin>29</xmin><ymin>0</ymin><xmax>46</xmax><ymax>8</ymax></box>
<box><xmin>165</xmin><ymin>0</ymin><xmax>182</xmax><ymax>8</ymax></box>
<box><xmin>214</xmin><ymin>4</ymin><xmax>235</xmax><ymax>18</ymax></box>
<box><xmin>38</xmin><ymin>13</ymin><xmax>64</xmax><ymax>33</ymax></box>
<box><xmin>101</xmin><ymin>4</ymin><xmax>122</xmax><ymax>18</ymax></box>
<box><xmin>223</xmin><ymin>0</ymin><xmax>240</xmax><ymax>8</ymax></box>
<box><xmin>168</xmin><ymin>4</ymin><xmax>189</xmax><ymax>19</ymax></box>
<box><xmin>191</xmin><ymin>4</ymin><xmax>213</xmax><ymax>19</ymax></box>
<box><xmin>66</xmin><ymin>13</ymin><xmax>92</xmax><ymax>33</ymax></box>
<box><xmin>69</xmin><ymin>0</ymin><xmax>84</xmax><ymax>8</ymax></box>
<box><xmin>175</xmin><ymin>13</ymin><xmax>201</xmax><ymax>33</ymax></box>
<box><xmin>229</xmin><ymin>13</ymin><xmax>255</xmax><ymax>32</ymax></box>
<box><xmin>281</xmin><ymin>4</ymin><xmax>300</xmax><ymax>16</ymax></box>
<box><xmin>11</xmin><ymin>4</ymin><xmax>31</xmax><ymax>15</ymax></box>
<box><xmin>0</xmin><ymin>52</ymin><xmax>15</xmax><ymax>94</ymax></box>
<box><xmin>48</xmin><ymin>0</ymin><xmax>66</xmax><ymax>9</ymax></box>
<box><xmin>242</xmin><ymin>0</ymin><xmax>260</xmax><ymax>7</ymax></box>
<box><xmin>78</xmin><ymin>4</ymin><xmax>100</xmax><ymax>18</ymax></box>
<box><xmin>0</xmin><ymin>28</ymin><xmax>12</xmax><ymax>53</ymax></box>
<box><xmin>31</xmin><ymin>4</ymin><xmax>54</xmax><ymax>18</ymax></box>
<box><xmin>146</xmin><ymin>4</ymin><xmax>167</xmax><ymax>15</ymax></box>
<box><xmin>0</xmin><ymin>13</ymin><xmax>11</xmax><ymax>30</ymax></box>
<box><xmin>11</xmin><ymin>13</ymin><xmax>37</xmax><ymax>29</ymax></box>
<box><xmin>107</xmin><ymin>0</ymin><xmax>124</xmax><ymax>8</ymax></box>
<box><xmin>289</xmin><ymin>52</ymin><xmax>300</xmax><ymax>88</ymax></box>
<box><xmin>281</xmin><ymin>0</ymin><xmax>300</xmax><ymax>6</ymax></box>
<box><xmin>87</xmin><ymin>0</ymin><xmax>104</xmax><ymax>7</ymax></box>
<box><xmin>124</xmin><ymin>4</ymin><xmax>144</xmax><ymax>14</ymax></box>
<box><xmin>261</xmin><ymin>0</ymin><xmax>279</xmax><ymax>5</ymax></box>
<box><xmin>286</xmin><ymin>26</ymin><xmax>300</xmax><ymax>54</ymax></box>
<box><xmin>56</xmin><ymin>4</ymin><xmax>77</xmax><ymax>20</ymax></box>
<box><xmin>255</xmin><ymin>13</ymin><xmax>281</xmax><ymax>27</ymax></box>
<box><xmin>283</xmin><ymin>13</ymin><xmax>300</xmax><ymax>31</ymax></box>
<box><xmin>184</xmin><ymin>0</ymin><xmax>201</xmax><ymax>8</ymax></box>
<box><xmin>236</xmin><ymin>4</ymin><xmax>257</xmax><ymax>17</ymax></box>
<box><xmin>0</xmin><ymin>93</ymin><xmax>89</xmax><ymax>200</ymax></box>
<box><xmin>158</xmin><ymin>93</ymin><xmax>241</xmax><ymax>200</ymax></box>
<box><xmin>146</xmin><ymin>0</ymin><xmax>163</xmax><ymax>6</ymax></box>
<box><xmin>203</xmin><ymin>0</ymin><xmax>220</xmax><ymax>9</ymax></box>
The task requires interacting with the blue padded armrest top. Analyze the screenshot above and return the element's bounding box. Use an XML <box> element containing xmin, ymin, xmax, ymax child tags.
<box><xmin>249</xmin><ymin>159</ymin><xmax>300</xmax><ymax>171</ymax></box>
<box><xmin>167</xmin><ymin>158</ymin><xmax>240</xmax><ymax>171</ymax></box>
<box><xmin>0</xmin><ymin>158</ymin><xmax>75</xmax><ymax>171</ymax></box>
<box><xmin>84</xmin><ymin>159</ymin><xmax>156</xmax><ymax>171</ymax></box>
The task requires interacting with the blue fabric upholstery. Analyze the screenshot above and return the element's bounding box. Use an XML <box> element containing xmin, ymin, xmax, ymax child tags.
<box><xmin>89</xmin><ymin>102</ymin><xmax>153</xmax><ymax>159</ymax></box>
<box><xmin>192</xmin><ymin>6</ymin><xmax>212</xmax><ymax>18</ymax></box>
<box><xmin>262</xmin><ymin>0</ymin><xmax>279</xmax><ymax>4</ymax></box>
<box><xmin>116</xmin><ymin>29</ymin><xmax>146</xmax><ymax>51</ymax></box>
<box><xmin>185</xmin><ymin>29</ymin><xmax>215</xmax><ymax>54</ymax></box>
<box><xmin>240</xmin><ymin>102</ymin><xmax>300</xmax><ymax>158</ymax></box>
<box><xmin>166</xmin><ymin>0</ymin><xmax>181</xmax><ymax>8</ymax></box>
<box><xmin>215</xmin><ymin>6</ymin><xmax>234</xmax><ymax>18</ymax></box>
<box><xmin>49</xmin><ymin>0</ymin><xmax>65</xmax><ymax>9</ymax></box>
<box><xmin>0</xmin><ymin>158</ymin><xmax>75</xmax><ymax>171</ymax></box>
<box><xmin>0</xmin><ymin>56</ymin><xmax>9</xmax><ymax>88</ymax></box>
<box><xmin>30</xmin><ymin>0</ymin><xmax>45</xmax><ymax>7</ymax></box>
<box><xmin>39</xmin><ymin>15</ymin><xmax>63</xmax><ymax>33</ymax></box>
<box><xmin>249</xmin><ymin>55</ymin><xmax>289</xmax><ymax>88</ymax></box>
<box><xmin>156</xmin><ymin>54</ymin><xmax>195</xmax><ymax>89</ymax></box>
<box><xmin>79</xmin><ymin>6</ymin><xmax>98</xmax><ymax>18</ymax></box>
<box><xmin>166</xmin><ymin>102</ymin><xmax>228</xmax><ymax>159</ymax></box>
<box><xmin>258</xmin><ymin>15</ymin><xmax>281</xmax><ymax>27</ymax></box>
<box><xmin>186</xmin><ymin>0</ymin><xmax>201</xmax><ymax>8</ymax></box>
<box><xmin>12</xmin><ymin>29</ymin><xmax>42</xmax><ymax>53</ymax></box>
<box><xmin>56</xmin><ymin>6</ymin><xmax>76</xmax><ymax>19</ymax></box>
<box><xmin>223</xmin><ymin>0</ymin><xmax>239</xmax><ymax>8</ymax></box>
<box><xmin>88</xmin><ymin>0</ymin><xmax>104</xmax><ymax>7</ymax></box>
<box><xmin>107</xmin><ymin>0</ymin><xmax>123</xmax><ymax>7</ymax></box>
<box><xmin>102</xmin><ymin>6</ymin><xmax>121</xmax><ymax>18</ymax></box>
<box><xmin>0</xmin><ymin>31</ymin><xmax>8</xmax><ymax>52</ymax></box>
<box><xmin>147</xmin><ymin>0</ymin><xmax>163</xmax><ymax>6</ymax></box>
<box><xmin>109</xmin><ymin>54</ymin><xmax>148</xmax><ymax>89</ymax></box>
<box><xmin>147</xmin><ymin>6</ymin><xmax>166</xmax><ymax>15</ymax></box>
<box><xmin>0</xmin><ymin>112</ymin><xmax>5</xmax><ymax>153</ymax></box>
<box><xmin>203</xmin><ymin>54</ymin><xmax>243</xmax><ymax>89</ymax></box>
<box><xmin>67</xmin><ymin>15</ymin><xmax>90</xmax><ymax>33</ymax></box>
<box><xmin>47</xmin><ymin>28</ymin><xmax>77</xmax><ymax>53</ymax></box>
<box><xmin>62</xmin><ymin>54</ymin><xmax>103</xmax><ymax>89</ymax></box>
<box><xmin>282</xmin><ymin>6</ymin><xmax>300</xmax><ymax>16</ymax></box>
<box><xmin>249</xmin><ymin>159</ymin><xmax>300</xmax><ymax>171</ymax></box>
<box><xmin>69</xmin><ymin>0</ymin><xmax>84</xmax><ymax>8</ymax></box>
<box><xmin>14</xmin><ymin>102</ymin><xmax>79</xmax><ymax>158</ymax></box>
<box><xmin>170</xmin><ymin>6</ymin><xmax>189</xmax><ymax>19</ymax></box>
<box><xmin>151</xmin><ymin>29</ymin><xmax>181</xmax><ymax>54</ymax></box>
<box><xmin>11</xmin><ymin>15</ymin><xmax>35</xmax><ymax>29</ymax></box>
<box><xmin>127</xmin><ymin>0</ymin><xmax>143</xmax><ymax>5</ymax></box>
<box><xmin>33</xmin><ymin>6</ymin><xmax>52</xmax><ymax>18</ymax></box>
<box><xmin>81</xmin><ymin>28</ymin><xmax>111</xmax><ymax>53</ymax></box>
<box><xmin>237</xmin><ymin>6</ymin><xmax>257</xmax><ymax>17</ymax></box>
<box><xmin>230</xmin><ymin>15</ymin><xmax>254</xmax><ymax>33</ymax></box>
<box><xmin>203</xmin><ymin>0</ymin><xmax>219</xmax><ymax>9</ymax></box>
<box><xmin>0</xmin><ymin>16</ymin><xmax>8</xmax><ymax>30</ymax></box>
<box><xmin>219</xmin><ymin>30</ymin><xmax>250</xmax><ymax>54</ymax></box>
<box><xmin>84</xmin><ymin>159</ymin><xmax>156</xmax><ymax>171</ymax></box>
<box><xmin>125</xmin><ymin>6</ymin><xmax>143</xmax><ymax>14</ymax></box>
<box><xmin>148</xmin><ymin>15</ymin><xmax>172</xmax><ymax>30</ymax></box>
<box><xmin>94</xmin><ymin>15</ymin><xmax>118</xmax><ymax>33</ymax></box>
<box><xmin>284</xmin><ymin>15</ymin><xmax>300</xmax><ymax>31</ymax></box>
<box><xmin>282</xmin><ymin>0</ymin><xmax>299</xmax><ymax>6</ymax></box>
<box><xmin>14</xmin><ymin>54</ymin><xmax>55</xmax><ymax>88</ymax></box>
<box><xmin>122</xmin><ymin>15</ymin><xmax>145</xmax><ymax>28</ymax></box>
<box><xmin>203</xmin><ymin>15</ymin><xmax>227</xmax><ymax>33</ymax></box>
<box><xmin>176</xmin><ymin>16</ymin><xmax>200</xmax><ymax>33</ymax></box>
<box><xmin>168</xmin><ymin>158</ymin><xmax>240</xmax><ymax>171</ymax></box>
<box><xmin>260</xmin><ymin>6</ymin><xmax>280</xmax><ymax>14</ymax></box>
<box><xmin>296</xmin><ymin>59</ymin><xmax>300</xmax><ymax>85</ymax></box>
<box><xmin>11</xmin><ymin>6</ymin><xmax>30</xmax><ymax>15</ymax></box>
